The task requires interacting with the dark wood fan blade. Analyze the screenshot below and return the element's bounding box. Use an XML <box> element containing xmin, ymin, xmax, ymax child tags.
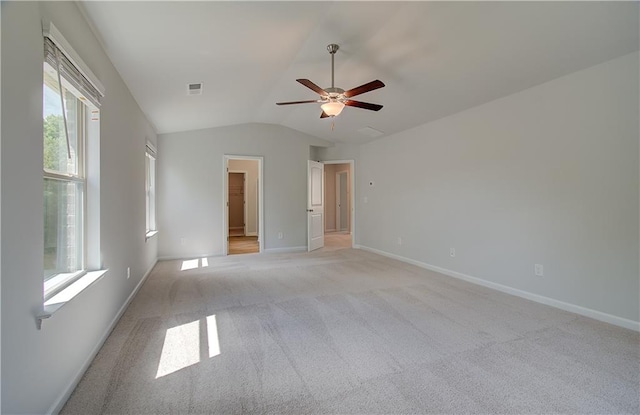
<box><xmin>320</xmin><ymin>111</ymin><xmax>329</xmax><ymax>118</ymax></box>
<box><xmin>345</xmin><ymin>100</ymin><xmax>383</xmax><ymax>111</ymax></box>
<box><xmin>276</xmin><ymin>100</ymin><xmax>319</xmax><ymax>105</ymax></box>
<box><xmin>297</xmin><ymin>79</ymin><xmax>326</xmax><ymax>96</ymax></box>
<box><xmin>344</xmin><ymin>80</ymin><xmax>385</xmax><ymax>98</ymax></box>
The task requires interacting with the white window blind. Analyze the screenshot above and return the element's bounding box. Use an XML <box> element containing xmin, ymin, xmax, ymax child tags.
<box><xmin>44</xmin><ymin>37</ymin><xmax>102</xmax><ymax>108</ymax></box>
<box><xmin>146</xmin><ymin>142</ymin><xmax>157</xmax><ymax>158</ymax></box>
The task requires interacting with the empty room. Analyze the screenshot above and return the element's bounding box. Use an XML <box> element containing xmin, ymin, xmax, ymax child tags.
<box><xmin>1</xmin><ymin>1</ymin><xmax>638</xmax><ymax>414</ymax></box>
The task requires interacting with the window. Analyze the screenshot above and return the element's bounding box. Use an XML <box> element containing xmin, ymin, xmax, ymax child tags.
<box><xmin>145</xmin><ymin>143</ymin><xmax>157</xmax><ymax>237</ymax></box>
<box><xmin>43</xmin><ymin>64</ymin><xmax>86</xmax><ymax>293</ymax></box>
<box><xmin>43</xmin><ymin>34</ymin><xmax>102</xmax><ymax>299</ymax></box>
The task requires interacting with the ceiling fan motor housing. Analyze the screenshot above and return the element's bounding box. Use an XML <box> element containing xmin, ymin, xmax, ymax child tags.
<box><xmin>324</xmin><ymin>87</ymin><xmax>346</xmax><ymax>102</ymax></box>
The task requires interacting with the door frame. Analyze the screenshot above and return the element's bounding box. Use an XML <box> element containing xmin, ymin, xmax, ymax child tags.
<box><xmin>223</xmin><ymin>155</ymin><xmax>264</xmax><ymax>255</ymax></box>
<box><xmin>228</xmin><ymin>170</ymin><xmax>247</xmax><ymax>236</ymax></box>
<box><xmin>323</xmin><ymin>160</ymin><xmax>355</xmax><ymax>247</ymax></box>
<box><xmin>307</xmin><ymin>160</ymin><xmax>325</xmax><ymax>251</ymax></box>
<box><xmin>335</xmin><ymin>170</ymin><xmax>349</xmax><ymax>232</ymax></box>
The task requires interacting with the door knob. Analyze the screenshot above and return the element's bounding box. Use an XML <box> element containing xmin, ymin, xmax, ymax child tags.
<box><xmin>307</xmin><ymin>209</ymin><xmax>313</xmax><ymax>212</ymax></box>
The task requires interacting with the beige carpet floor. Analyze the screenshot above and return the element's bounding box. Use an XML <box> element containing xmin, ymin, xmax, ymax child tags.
<box><xmin>62</xmin><ymin>248</ymin><xmax>639</xmax><ymax>414</ymax></box>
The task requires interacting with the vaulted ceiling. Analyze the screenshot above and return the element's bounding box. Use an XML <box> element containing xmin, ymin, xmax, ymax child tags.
<box><xmin>79</xmin><ymin>1</ymin><xmax>639</xmax><ymax>144</ymax></box>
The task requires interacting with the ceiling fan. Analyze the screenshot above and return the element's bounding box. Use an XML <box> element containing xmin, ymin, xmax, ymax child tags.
<box><xmin>276</xmin><ymin>44</ymin><xmax>385</xmax><ymax>118</ymax></box>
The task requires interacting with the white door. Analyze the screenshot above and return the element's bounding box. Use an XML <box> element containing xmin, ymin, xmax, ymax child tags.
<box><xmin>307</xmin><ymin>160</ymin><xmax>324</xmax><ymax>251</ymax></box>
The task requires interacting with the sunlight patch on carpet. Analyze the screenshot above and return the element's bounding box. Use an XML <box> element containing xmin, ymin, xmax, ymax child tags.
<box><xmin>180</xmin><ymin>259</ymin><xmax>199</xmax><ymax>271</ymax></box>
<box><xmin>156</xmin><ymin>314</ymin><xmax>220</xmax><ymax>378</ymax></box>
<box><xmin>180</xmin><ymin>258</ymin><xmax>210</xmax><ymax>271</ymax></box>
<box><xmin>156</xmin><ymin>320</ymin><xmax>200</xmax><ymax>378</ymax></box>
<box><xmin>207</xmin><ymin>315</ymin><xmax>221</xmax><ymax>357</ymax></box>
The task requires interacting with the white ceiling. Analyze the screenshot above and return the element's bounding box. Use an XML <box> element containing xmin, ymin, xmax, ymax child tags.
<box><xmin>79</xmin><ymin>1</ymin><xmax>638</xmax><ymax>144</ymax></box>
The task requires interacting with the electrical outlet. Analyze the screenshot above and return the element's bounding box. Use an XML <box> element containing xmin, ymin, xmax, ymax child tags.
<box><xmin>535</xmin><ymin>264</ymin><xmax>544</xmax><ymax>276</ymax></box>
<box><xmin>278</xmin><ymin>232</ymin><xmax>283</xmax><ymax>240</ymax></box>
<box><xmin>181</xmin><ymin>238</ymin><xmax>187</xmax><ymax>246</ymax></box>
<box><xmin>397</xmin><ymin>237</ymin><xmax>402</xmax><ymax>245</ymax></box>
<box><xmin>127</xmin><ymin>267</ymin><xmax>130</xmax><ymax>279</ymax></box>
<box><xmin>450</xmin><ymin>248</ymin><xmax>456</xmax><ymax>257</ymax></box>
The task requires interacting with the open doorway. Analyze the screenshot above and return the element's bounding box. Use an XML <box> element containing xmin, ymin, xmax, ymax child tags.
<box><xmin>228</xmin><ymin>172</ymin><xmax>246</xmax><ymax>237</ymax></box>
<box><xmin>323</xmin><ymin>160</ymin><xmax>354</xmax><ymax>250</ymax></box>
<box><xmin>224</xmin><ymin>156</ymin><xmax>263</xmax><ymax>255</ymax></box>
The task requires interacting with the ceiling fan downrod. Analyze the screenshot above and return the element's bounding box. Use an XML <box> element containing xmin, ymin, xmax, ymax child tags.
<box><xmin>327</xmin><ymin>44</ymin><xmax>339</xmax><ymax>89</ymax></box>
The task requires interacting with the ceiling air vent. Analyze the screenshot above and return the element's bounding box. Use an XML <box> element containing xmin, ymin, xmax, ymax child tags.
<box><xmin>187</xmin><ymin>82</ymin><xmax>203</xmax><ymax>95</ymax></box>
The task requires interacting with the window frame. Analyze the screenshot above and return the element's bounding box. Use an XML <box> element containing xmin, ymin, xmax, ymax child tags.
<box><xmin>42</xmin><ymin>63</ymin><xmax>94</xmax><ymax>301</ymax></box>
<box><xmin>145</xmin><ymin>143</ymin><xmax>158</xmax><ymax>239</ymax></box>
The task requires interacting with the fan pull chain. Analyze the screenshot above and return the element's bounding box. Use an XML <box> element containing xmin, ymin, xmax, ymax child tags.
<box><xmin>331</xmin><ymin>119</ymin><xmax>335</xmax><ymax>131</ymax></box>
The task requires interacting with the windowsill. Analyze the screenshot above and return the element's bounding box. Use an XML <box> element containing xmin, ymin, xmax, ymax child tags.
<box><xmin>146</xmin><ymin>230</ymin><xmax>158</xmax><ymax>241</ymax></box>
<box><xmin>44</xmin><ymin>269</ymin><xmax>85</xmax><ymax>300</ymax></box>
<box><xmin>36</xmin><ymin>269</ymin><xmax>108</xmax><ymax>329</ymax></box>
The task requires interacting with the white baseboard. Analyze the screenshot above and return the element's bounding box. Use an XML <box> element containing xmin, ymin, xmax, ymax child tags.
<box><xmin>48</xmin><ymin>259</ymin><xmax>159</xmax><ymax>415</ymax></box>
<box><xmin>246</xmin><ymin>232</ymin><xmax>258</xmax><ymax>237</ymax></box>
<box><xmin>160</xmin><ymin>247</ymin><xmax>308</xmax><ymax>258</ymax></box>
<box><xmin>357</xmin><ymin>245</ymin><xmax>640</xmax><ymax>332</ymax></box>
<box><xmin>325</xmin><ymin>228</ymin><xmax>337</xmax><ymax>233</ymax></box>
<box><xmin>264</xmin><ymin>246</ymin><xmax>307</xmax><ymax>254</ymax></box>
<box><xmin>158</xmin><ymin>252</ymin><xmax>221</xmax><ymax>261</ymax></box>
<box><xmin>159</xmin><ymin>245</ymin><xmax>307</xmax><ymax>259</ymax></box>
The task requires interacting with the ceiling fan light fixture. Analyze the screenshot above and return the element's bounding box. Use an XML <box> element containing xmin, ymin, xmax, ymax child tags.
<box><xmin>276</xmin><ymin>44</ymin><xmax>385</xmax><ymax>121</ymax></box>
<box><xmin>321</xmin><ymin>101</ymin><xmax>345</xmax><ymax>117</ymax></box>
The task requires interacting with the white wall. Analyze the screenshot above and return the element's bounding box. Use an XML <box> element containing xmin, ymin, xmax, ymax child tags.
<box><xmin>325</xmin><ymin>53</ymin><xmax>639</xmax><ymax>325</ymax></box>
<box><xmin>228</xmin><ymin>159</ymin><xmax>259</xmax><ymax>236</ymax></box>
<box><xmin>1</xmin><ymin>2</ymin><xmax>158</xmax><ymax>413</ymax></box>
<box><xmin>320</xmin><ymin>143</ymin><xmax>360</xmax><ymax>161</ymax></box>
<box><xmin>158</xmin><ymin>123</ymin><xmax>331</xmax><ymax>258</ymax></box>
<box><xmin>0</xmin><ymin>3</ymin><xmax>3</xmax><ymax>409</ymax></box>
<box><xmin>309</xmin><ymin>145</ymin><xmax>322</xmax><ymax>162</ymax></box>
